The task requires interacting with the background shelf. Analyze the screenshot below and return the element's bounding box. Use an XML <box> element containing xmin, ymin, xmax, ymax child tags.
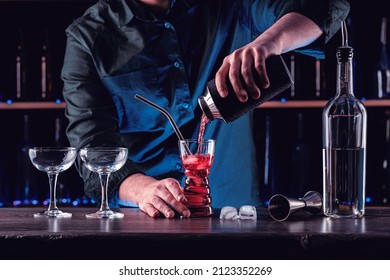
<box><xmin>0</xmin><ymin>101</ymin><xmax>66</xmax><ymax>110</ymax></box>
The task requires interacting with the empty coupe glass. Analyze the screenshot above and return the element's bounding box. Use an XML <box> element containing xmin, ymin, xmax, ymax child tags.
<box><xmin>28</xmin><ymin>147</ymin><xmax>77</xmax><ymax>218</ymax></box>
<box><xmin>79</xmin><ymin>147</ymin><xmax>128</xmax><ymax>218</ymax></box>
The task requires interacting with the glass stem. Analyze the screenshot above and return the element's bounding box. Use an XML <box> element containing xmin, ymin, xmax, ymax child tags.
<box><xmin>99</xmin><ymin>173</ymin><xmax>110</xmax><ymax>212</ymax></box>
<box><xmin>47</xmin><ymin>173</ymin><xmax>59</xmax><ymax>211</ymax></box>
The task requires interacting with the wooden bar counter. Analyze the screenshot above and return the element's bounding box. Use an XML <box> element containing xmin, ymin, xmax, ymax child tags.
<box><xmin>1</xmin><ymin>206</ymin><xmax>390</xmax><ymax>260</ymax></box>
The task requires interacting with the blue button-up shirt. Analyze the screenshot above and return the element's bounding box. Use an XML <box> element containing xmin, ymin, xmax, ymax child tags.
<box><xmin>61</xmin><ymin>0</ymin><xmax>350</xmax><ymax>208</ymax></box>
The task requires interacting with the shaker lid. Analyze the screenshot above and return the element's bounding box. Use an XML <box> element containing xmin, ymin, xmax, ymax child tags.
<box><xmin>198</xmin><ymin>86</ymin><xmax>223</xmax><ymax>121</ymax></box>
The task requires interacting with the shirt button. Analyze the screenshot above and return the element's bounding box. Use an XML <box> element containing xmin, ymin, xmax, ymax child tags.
<box><xmin>175</xmin><ymin>163</ymin><xmax>182</xmax><ymax>170</ymax></box>
<box><xmin>182</xmin><ymin>103</ymin><xmax>189</xmax><ymax>109</ymax></box>
<box><xmin>164</xmin><ymin>22</ymin><xmax>171</xmax><ymax>29</ymax></box>
<box><xmin>174</xmin><ymin>61</ymin><xmax>181</xmax><ymax>68</ymax></box>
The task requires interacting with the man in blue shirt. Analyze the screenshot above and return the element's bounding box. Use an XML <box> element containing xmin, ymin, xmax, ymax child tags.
<box><xmin>61</xmin><ymin>0</ymin><xmax>350</xmax><ymax>218</ymax></box>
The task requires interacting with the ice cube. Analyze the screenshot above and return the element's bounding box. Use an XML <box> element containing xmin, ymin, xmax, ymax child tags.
<box><xmin>219</xmin><ymin>206</ymin><xmax>239</xmax><ymax>220</ymax></box>
<box><xmin>239</xmin><ymin>205</ymin><xmax>257</xmax><ymax>220</ymax></box>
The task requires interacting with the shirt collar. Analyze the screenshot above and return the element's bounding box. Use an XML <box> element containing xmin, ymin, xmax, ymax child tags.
<box><xmin>116</xmin><ymin>0</ymin><xmax>198</xmax><ymax>26</ymax></box>
<box><xmin>114</xmin><ymin>0</ymin><xmax>156</xmax><ymax>26</ymax></box>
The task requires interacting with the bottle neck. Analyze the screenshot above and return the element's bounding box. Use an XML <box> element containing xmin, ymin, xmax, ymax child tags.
<box><xmin>336</xmin><ymin>49</ymin><xmax>354</xmax><ymax>97</ymax></box>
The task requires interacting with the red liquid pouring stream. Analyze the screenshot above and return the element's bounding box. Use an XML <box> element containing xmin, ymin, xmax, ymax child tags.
<box><xmin>197</xmin><ymin>113</ymin><xmax>210</xmax><ymax>152</ymax></box>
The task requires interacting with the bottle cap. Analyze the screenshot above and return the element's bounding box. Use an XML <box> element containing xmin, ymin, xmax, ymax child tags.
<box><xmin>337</xmin><ymin>46</ymin><xmax>353</xmax><ymax>61</ymax></box>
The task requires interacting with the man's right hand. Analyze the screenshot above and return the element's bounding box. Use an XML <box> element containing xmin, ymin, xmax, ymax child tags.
<box><xmin>118</xmin><ymin>173</ymin><xmax>191</xmax><ymax>218</ymax></box>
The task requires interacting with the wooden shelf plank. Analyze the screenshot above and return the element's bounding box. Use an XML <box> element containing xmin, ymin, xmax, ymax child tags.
<box><xmin>0</xmin><ymin>102</ymin><xmax>66</xmax><ymax>110</ymax></box>
<box><xmin>258</xmin><ymin>100</ymin><xmax>327</xmax><ymax>108</ymax></box>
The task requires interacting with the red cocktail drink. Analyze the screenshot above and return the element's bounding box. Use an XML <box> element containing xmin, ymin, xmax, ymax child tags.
<box><xmin>179</xmin><ymin>139</ymin><xmax>215</xmax><ymax>217</ymax></box>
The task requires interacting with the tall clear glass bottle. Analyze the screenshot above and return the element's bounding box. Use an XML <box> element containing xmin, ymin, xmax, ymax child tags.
<box><xmin>322</xmin><ymin>22</ymin><xmax>367</xmax><ymax>218</ymax></box>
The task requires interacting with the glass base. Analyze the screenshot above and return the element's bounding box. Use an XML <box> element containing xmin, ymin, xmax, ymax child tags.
<box><xmin>324</xmin><ymin>212</ymin><xmax>364</xmax><ymax>219</ymax></box>
<box><xmin>188</xmin><ymin>206</ymin><xmax>214</xmax><ymax>217</ymax></box>
<box><xmin>34</xmin><ymin>209</ymin><xmax>72</xmax><ymax>218</ymax></box>
<box><xmin>86</xmin><ymin>209</ymin><xmax>124</xmax><ymax>219</ymax></box>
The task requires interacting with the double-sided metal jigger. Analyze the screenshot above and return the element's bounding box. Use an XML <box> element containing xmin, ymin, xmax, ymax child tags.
<box><xmin>268</xmin><ymin>191</ymin><xmax>323</xmax><ymax>221</ymax></box>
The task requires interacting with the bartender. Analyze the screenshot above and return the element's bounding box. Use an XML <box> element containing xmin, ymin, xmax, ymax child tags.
<box><xmin>61</xmin><ymin>0</ymin><xmax>350</xmax><ymax>218</ymax></box>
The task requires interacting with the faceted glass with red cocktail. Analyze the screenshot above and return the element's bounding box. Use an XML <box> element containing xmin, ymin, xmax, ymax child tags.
<box><xmin>179</xmin><ymin>139</ymin><xmax>215</xmax><ymax>217</ymax></box>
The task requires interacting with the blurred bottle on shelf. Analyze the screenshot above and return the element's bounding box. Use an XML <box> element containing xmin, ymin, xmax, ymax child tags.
<box><xmin>15</xmin><ymin>28</ymin><xmax>27</xmax><ymax>101</ymax></box>
<box><xmin>289</xmin><ymin>54</ymin><xmax>296</xmax><ymax>99</ymax></box>
<box><xmin>281</xmin><ymin>53</ymin><xmax>304</xmax><ymax>100</ymax></box>
<box><xmin>378</xmin><ymin>110</ymin><xmax>390</xmax><ymax>205</ymax></box>
<box><xmin>287</xmin><ymin>53</ymin><xmax>321</xmax><ymax>100</ymax></box>
<box><xmin>0</xmin><ymin>87</ymin><xmax>5</xmax><ymax>103</ymax></box>
<box><xmin>0</xmin><ymin>152</ymin><xmax>10</xmax><ymax>207</ymax></box>
<box><xmin>257</xmin><ymin>114</ymin><xmax>278</xmax><ymax>205</ymax></box>
<box><xmin>289</xmin><ymin>112</ymin><xmax>312</xmax><ymax>197</ymax></box>
<box><xmin>314</xmin><ymin>58</ymin><xmax>328</xmax><ymax>99</ymax></box>
<box><xmin>371</xmin><ymin>17</ymin><xmax>390</xmax><ymax>99</ymax></box>
<box><xmin>0</xmin><ymin>59</ymin><xmax>6</xmax><ymax>102</ymax></box>
<box><xmin>14</xmin><ymin>114</ymin><xmax>39</xmax><ymax>206</ymax></box>
<box><xmin>40</xmin><ymin>28</ymin><xmax>53</xmax><ymax>101</ymax></box>
<box><xmin>299</xmin><ymin>55</ymin><xmax>323</xmax><ymax>100</ymax></box>
<box><xmin>54</xmin><ymin>117</ymin><xmax>67</xmax><ymax>147</ymax></box>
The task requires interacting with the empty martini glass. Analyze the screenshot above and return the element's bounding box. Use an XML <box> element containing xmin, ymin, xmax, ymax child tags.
<box><xmin>28</xmin><ymin>147</ymin><xmax>77</xmax><ymax>218</ymax></box>
<box><xmin>79</xmin><ymin>147</ymin><xmax>128</xmax><ymax>218</ymax></box>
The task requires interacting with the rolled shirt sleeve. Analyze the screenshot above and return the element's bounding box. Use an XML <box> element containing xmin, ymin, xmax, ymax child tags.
<box><xmin>250</xmin><ymin>0</ymin><xmax>350</xmax><ymax>58</ymax></box>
